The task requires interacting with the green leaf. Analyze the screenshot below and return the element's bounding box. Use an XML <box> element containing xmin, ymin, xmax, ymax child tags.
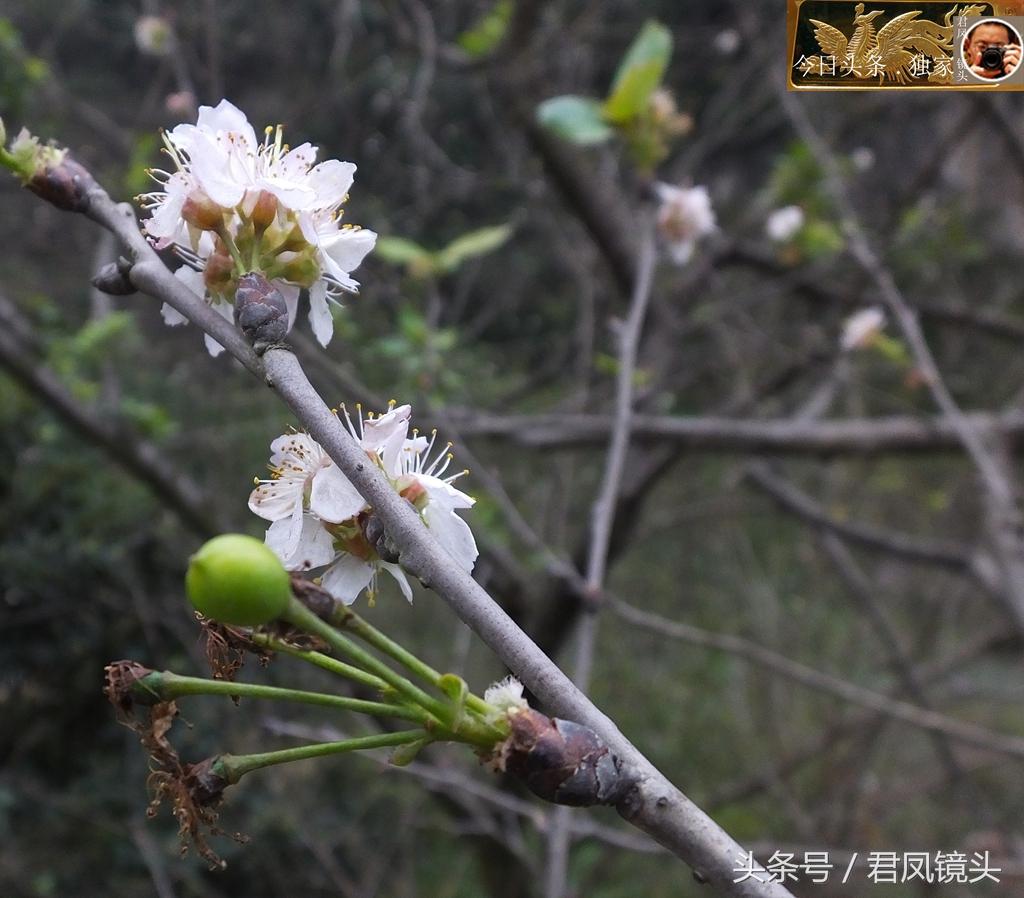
<box><xmin>374</xmin><ymin>236</ymin><xmax>433</xmax><ymax>267</ymax></box>
<box><xmin>603</xmin><ymin>20</ymin><xmax>672</xmax><ymax>124</ymax></box>
<box><xmin>437</xmin><ymin>224</ymin><xmax>513</xmax><ymax>273</ymax></box>
<box><xmin>457</xmin><ymin>0</ymin><xmax>512</xmax><ymax>57</ymax></box>
<box><xmin>439</xmin><ymin>673</ymin><xmax>469</xmax><ymax>731</ymax></box>
<box><xmin>389</xmin><ymin>738</ymin><xmax>430</xmax><ymax>767</ymax></box>
<box><xmin>536</xmin><ymin>95</ymin><xmax>613</xmax><ymax>145</ymax></box>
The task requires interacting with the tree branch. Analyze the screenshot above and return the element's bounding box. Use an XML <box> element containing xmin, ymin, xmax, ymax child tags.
<box><xmin>78</xmin><ymin>177</ymin><xmax>793</xmax><ymax>897</ymax></box>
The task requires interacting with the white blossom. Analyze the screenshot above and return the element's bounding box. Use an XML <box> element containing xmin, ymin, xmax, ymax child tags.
<box><xmin>654</xmin><ymin>183</ymin><xmax>716</xmax><ymax>265</ymax></box>
<box><xmin>139</xmin><ymin>99</ymin><xmax>376</xmax><ymax>352</ymax></box>
<box><xmin>765</xmin><ymin>205</ymin><xmax>804</xmax><ymax>243</ymax></box>
<box><xmin>841</xmin><ymin>306</ymin><xmax>886</xmax><ymax>351</ymax></box>
<box><xmin>249</xmin><ymin>404</ymin><xmax>477</xmax><ymax>606</ymax></box>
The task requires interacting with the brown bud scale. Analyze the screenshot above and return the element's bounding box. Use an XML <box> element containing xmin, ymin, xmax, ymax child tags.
<box><xmin>503</xmin><ymin>708</ymin><xmax>631</xmax><ymax>807</ymax></box>
<box><xmin>27</xmin><ymin>157</ymin><xmax>97</xmax><ymax>213</ymax></box>
<box><xmin>234</xmin><ymin>272</ymin><xmax>288</xmax><ymax>350</ymax></box>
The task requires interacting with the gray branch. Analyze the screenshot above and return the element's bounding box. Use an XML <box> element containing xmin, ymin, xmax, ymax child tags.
<box><xmin>78</xmin><ymin>180</ymin><xmax>793</xmax><ymax>897</ymax></box>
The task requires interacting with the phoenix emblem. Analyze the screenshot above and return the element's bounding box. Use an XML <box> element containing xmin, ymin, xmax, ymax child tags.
<box><xmin>798</xmin><ymin>3</ymin><xmax>988</xmax><ymax>83</ymax></box>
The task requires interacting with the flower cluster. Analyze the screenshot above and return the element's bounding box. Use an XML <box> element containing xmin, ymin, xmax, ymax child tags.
<box><xmin>140</xmin><ymin>99</ymin><xmax>376</xmax><ymax>354</ymax></box>
<box><xmin>249</xmin><ymin>404</ymin><xmax>477</xmax><ymax>605</ymax></box>
<box><xmin>654</xmin><ymin>183</ymin><xmax>716</xmax><ymax>265</ymax></box>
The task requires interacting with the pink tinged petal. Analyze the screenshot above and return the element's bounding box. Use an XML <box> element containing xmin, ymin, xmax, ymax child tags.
<box><xmin>309</xmin><ymin>463</ymin><xmax>366</xmax><ymax>523</ymax></box>
<box><xmin>422</xmin><ymin>504</ymin><xmax>478</xmax><ymax>572</ymax></box>
<box><xmin>306</xmin><ymin>160</ymin><xmax>355</xmax><ymax>209</ymax></box>
<box><xmin>160</xmin><ymin>303</ymin><xmax>188</xmax><ymax>327</ymax></box>
<box><xmin>307</xmin><ymin>279</ymin><xmax>334</xmax><ymax>347</ymax></box>
<box><xmin>323</xmin><ymin>227</ymin><xmax>377</xmax><ymax>274</ymax></box>
<box><xmin>321</xmin><ymin>554</ymin><xmax>376</xmax><ymax>605</ymax></box>
<box><xmin>381</xmin><ymin>562</ymin><xmax>414</xmax><ymax>603</ymax></box>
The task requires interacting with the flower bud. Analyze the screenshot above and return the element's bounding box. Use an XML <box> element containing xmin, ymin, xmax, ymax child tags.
<box><xmin>249</xmin><ymin>190</ymin><xmax>278</xmax><ymax>231</ymax></box>
<box><xmin>203</xmin><ymin>251</ymin><xmax>235</xmax><ymax>290</ymax></box>
<box><xmin>498</xmin><ymin>708</ymin><xmax>631</xmax><ymax>807</ymax></box>
<box><xmin>186</xmin><ymin>534</ymin><xmax>292</xmax><ymax>626</ymax></box>
<box><xmin>92</xmin><ymin>258</ymin><xmax>137</xmax><ymax>295</ymax></box>
<box><xmin>181</xmin><ymin>190</ymin><xmax>224</xmax><ymax>231</ymax></box>
<box><xmin>234</xmin><ymin>272</ymin><xmax>289</xmax><ymax>348</ymax></box>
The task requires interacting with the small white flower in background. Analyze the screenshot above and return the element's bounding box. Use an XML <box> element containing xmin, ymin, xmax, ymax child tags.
<box><xmin>139</xmin><ymin>99</ymin><xmax>376</xmax><ymax>354</ymax></box>
<box><xmin>841</xmin><ymin>306</ymin><xmax>886</xmax><ymax>351</ymax></box>
<box><xmin>850</xmin><ymin>146</ymin><xmax>876</xmax><ymax>172</ymax></box>
<box><xmin>165</xmin><ymin>91</ymin><xmax>196</xmax><ymax>116</ymax></box>
<box><xmin>134</xmin><ymin>16</ymin><xmax>173</xmax><ymax>56</ymax></box>
<box><xmin>713</xmin><ymin>29</ymin><xmax>741</xmax><ymax>55</ymax></box>
<box><xmin>654</xmin><ymin>183</ymin><xmax>716</xmax><ymax>265</ymax></box>
<box><xmin>249</xmin><ymin>403</ymin><xmax>478</xmax><ymax>606</ymax></box>
<box><xmin>765</xmin><ymin>205</ymin><xmax>804</xmax><ymax>243</ymax></box>
<box><xmin>484</xmin><ymin>676</ymin><xmax>529</xmax><ymax>717</ymax></box>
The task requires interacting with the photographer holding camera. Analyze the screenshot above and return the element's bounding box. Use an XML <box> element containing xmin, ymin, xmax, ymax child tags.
<box><xmin>964</xmin><ymin>20</ymin><xmax>1021</xmax><ymax>79</ymax></box>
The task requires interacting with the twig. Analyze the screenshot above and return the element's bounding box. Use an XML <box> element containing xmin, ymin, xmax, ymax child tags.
<box><xmin>780</xmin><ymin>92</ymin><xmax>1024</xmax><ymax>633</ymax></box>
<box><xmin>444</xmin><ymin>408</ymin><xmax>1024</xmax><ymax>455</ymax></box>
<box><xmin>545</xmin><ymin>222</ymin><xmax>657</xmax><ymax>898</ymax></box>
<box><xmin>610</xmin><ymin>598</ymin><xmax>1024</xmax><ymax>760</ymax></box>
<box><xmin>0</xmin><ymin>319</ymin><xmax>217</xmax><ymax>538</ymax></box>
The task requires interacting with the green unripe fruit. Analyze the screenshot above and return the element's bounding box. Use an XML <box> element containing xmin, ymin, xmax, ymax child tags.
<box><xmin>186</xmin><ymin>534</ymin><xmax>292</xmax><ymax>626</ymax></box>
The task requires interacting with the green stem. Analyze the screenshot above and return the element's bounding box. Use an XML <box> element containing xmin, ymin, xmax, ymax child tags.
<box><xmin>215</xmin><ymin>222</ymin><xmax>247</xmax><ymax>273</ymax></box>
<box><xmin>216</xmin><ymin>729</ymin><xmax>428</xmax><ymax>782</ymax></box>
<box><xmin>282</xmin><ymin>598</ymin><xmax>497</xmax><ymax>746</ymax></box>
<box><xmin>248</xmin><ymin>632</ymin><xmax>390</xmax><ymax>692</ymax></box>
<box><xmin>135</xmin><ymin>671</ymin><xmax>426</xmax><ymax>724</ymax></box>
<box><xmin>330</xmin><ymin>605</ymin><xmax>491</xmax><ymax>717</ymax></box>
<box><xmin>283</xmin><ymin>599</ymin><xmax>448</xmax><ymax>719</ymax></box>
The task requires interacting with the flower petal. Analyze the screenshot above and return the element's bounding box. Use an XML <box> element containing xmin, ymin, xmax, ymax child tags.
<box><xmin>381</xmin><ymin>562</ymin><xmax>414</xmax><ymax>603</ymax></box>
<box><xmin>160</xmin><ymin>302</ymin><xmax>188</xmax><ymax>327</ymax></box>
<box><xmin>307</xmin><ymin>279</ymin><xmax>333</xmax><ymax>347</ymax></box>
<box><xmin>321</xmin><ymin>554</ymin><xmax>375</xmax><ymax>605</ymax></box>
<box><xmin>248</xmin><ymin>475</ymin><xmax>305</xmax><ymax>522</ymax></box>
<box><xmin>309</xmin><ymin>462</ymin><xmax>366</xmax><ymax>523</ymax></box>
<box><xmin>322</xmin><ymin>227</ymin><xmax>377</xmax><ymax>274</ymax></box>
<box><xmin>279</xmin><ymin>513</ymin><xmax>336</xmax><ymax>570</ymax></box>
<box><xmin>362</xmin><ymin>404</ymin><xmax>411</xmax><ymax>475</ymax></box>
<box><xmin>277</xmin><ymin>280</ymin><xmax>300</xmax><ymax>330</ymax></box>
<box><xmin>422</xmin><ymin>503</ymin><xmax>478</xmax><ymax>572</ymax></box>
<box><xmin>306</xmin><ymin>159</ymin><xmax>355</xmax><ymax>209</ymax></box>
